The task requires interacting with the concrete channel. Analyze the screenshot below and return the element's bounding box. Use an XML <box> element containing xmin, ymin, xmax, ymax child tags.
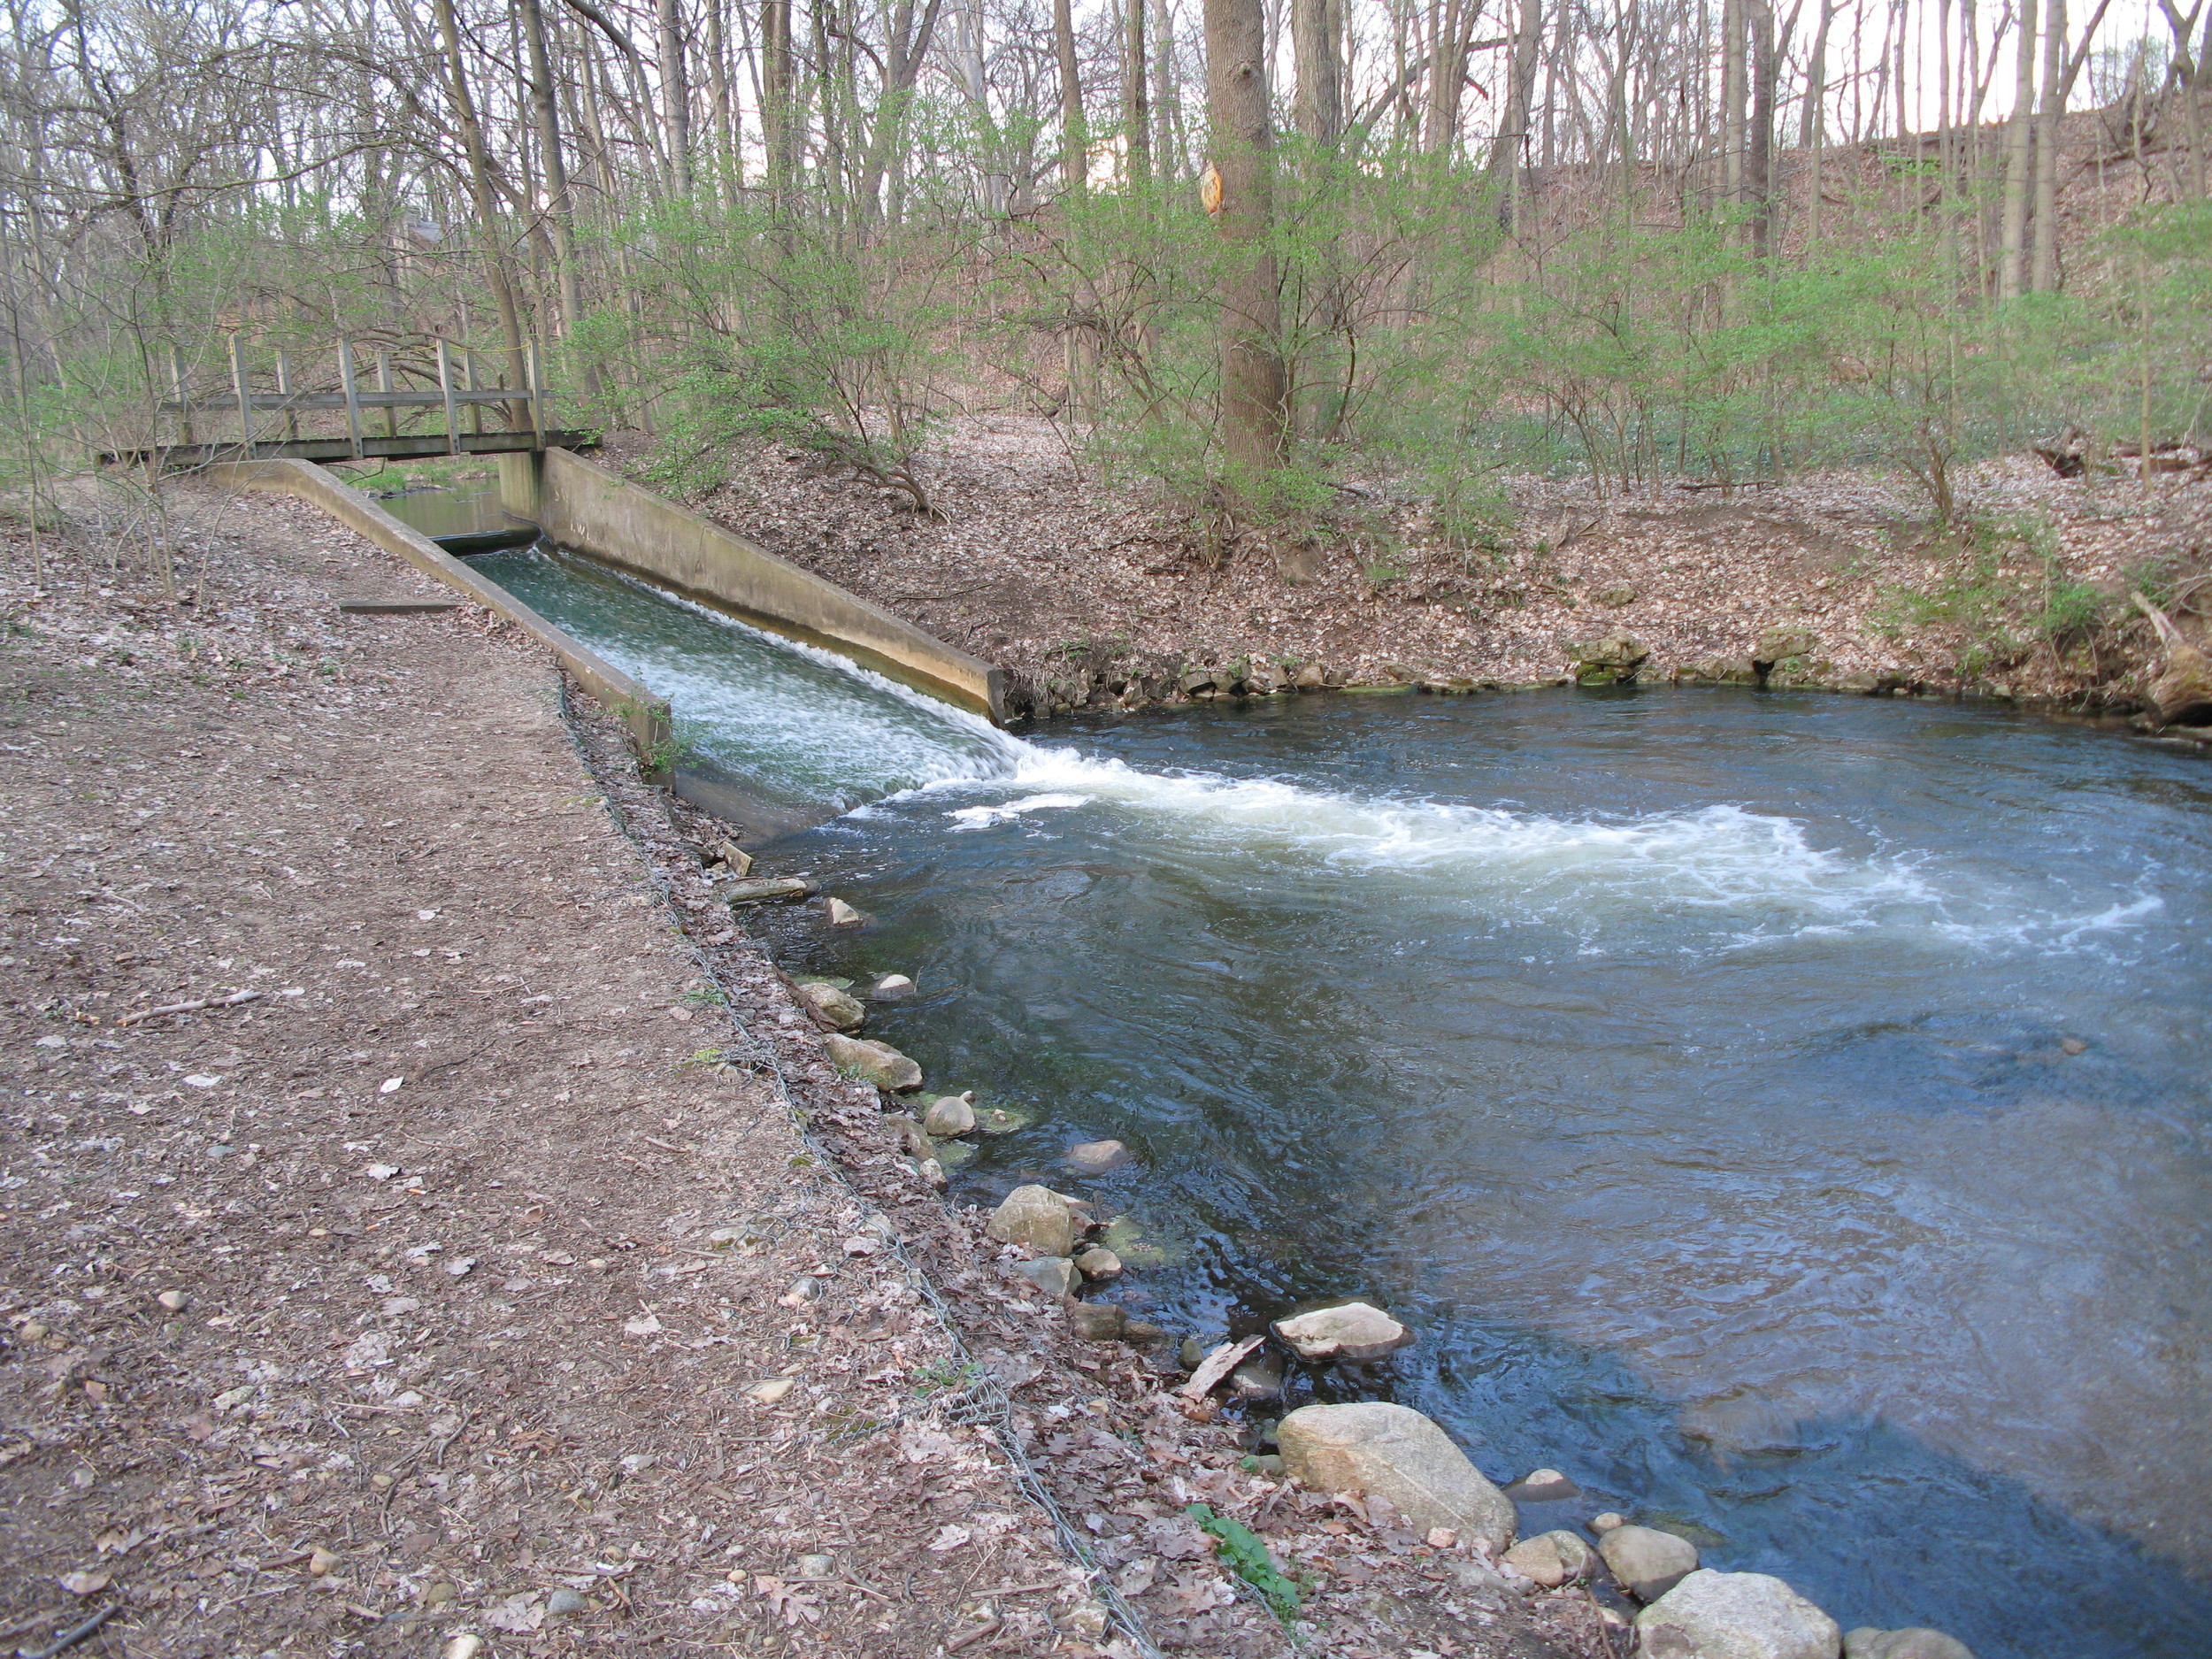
<box><xmin>211</xmin><ymin>450</ymin><xmax>1005</xmax><ymax>838</ymax></box>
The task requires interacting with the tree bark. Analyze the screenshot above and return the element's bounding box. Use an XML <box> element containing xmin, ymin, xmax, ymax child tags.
<box><xmin>432</xmin><ymin>0</ymin><xmax>531</xmax><ymax>421</ymax></box>
<box><xmin>1054</xmin><ymin>0</ymin><xmax>1086</xmax><ymax>191</ymax></box>
<box><xmin>1204</xmin><ymin>0</ymin><xmax>1287</xmax><ymax>477</ymax></box>
<box><xmin>1124</xmin><ymin>0</ymin><xmax>1151</xmax><ymax>183</ymax></box>
<box><xmin>1292</xmin><ymin>0</ymin><xmax>1344</xmax><ymax>143</ymax></box>
<box><xmin>762</xmin><ymin>0</ymin><xmax>794</xmax><ymax>206</ymax></box>
<box><xmin>2032</xmin><ymin>0</ymin><xmax>2065</xmax><ymax>290</ymax></box>
<box><xmin>657</xmin><ymin>0</ymin><xmax>692</xmax><ymax>195</ymax></box>
<box><xmin>1747</xmin><ymin>0</ymin><xmax>1776</xmax><ymax>253</ymax></box>
<box><xmin>1999</xmin><ymin>0</ymin><xmax>2039</xmax><ymax>300</ymax></box>
<box><xmin>518</xmin><ymin>0</ymin><xmax>586</xmax><ymax>345</ymax></box>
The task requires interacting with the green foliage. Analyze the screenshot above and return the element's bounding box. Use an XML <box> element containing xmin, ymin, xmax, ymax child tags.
<box><xmin>1186</xmin><ymin>1502</ymin><xmax>1306</xmax><ymax>1625</ymax></box>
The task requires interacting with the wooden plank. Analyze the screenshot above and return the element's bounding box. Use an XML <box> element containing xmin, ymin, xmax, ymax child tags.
<box><xmin>377</xmin><ymin>353</ymin><xmax>397</xmax><ymax>438</ymax></box>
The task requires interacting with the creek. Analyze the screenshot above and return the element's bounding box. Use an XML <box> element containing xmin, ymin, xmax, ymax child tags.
<box><xmin>462</xmin><ymin>535</ymin><xmax>2212</xmax><ymax>1659</ymax></box>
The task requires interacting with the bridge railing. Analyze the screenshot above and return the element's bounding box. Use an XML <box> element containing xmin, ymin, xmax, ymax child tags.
<box><xmin>154</xmin><ymin>335</ymin><xmax>555</xmax><ymax>462</ymax></box>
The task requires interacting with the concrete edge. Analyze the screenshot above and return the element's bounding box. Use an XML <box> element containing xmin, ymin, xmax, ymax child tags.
<box><xmin>539</xmin><ymin>448</ymin><xmax>1008</xmax><ymax>725</ymax></box>
<box><xmin>204</xmin><ymin>457</ymin><xmax>673</xmax><ymax>765</ymax></box>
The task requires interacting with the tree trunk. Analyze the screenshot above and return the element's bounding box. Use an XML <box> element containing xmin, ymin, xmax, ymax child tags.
<box><xmin>518</xmin><ymin>0</ymin><xmax>586</xmax><ymax>342</ymax></box>
<box><xmin>657</xmin><ymin>0</ymin><xmax>692</xmax><ymax>195</ymax></box>
<box><xmin>762</xmin><ymin>0</ymin><xmax>794</xmax><ymax>206</ymax></box>
<box><xmin>1204</xmin><ymin>0</ymin><xmax>1288</xmax><ymax>478</ymax></box>
<box><xmin>1488</xmin><ymin>0</ymin><xmax>1544</xmax><ymax>227</ymax></box>
<box><xmin>2032</xmin><ymin>0</ymin><xmax>2066</xmax><ymax>290</ymax></box>
<box><xmin>1999</xmin><ymin>0</ymin><xmax>2039</xmax><ymax>300</ymax></box>
<box><xmin>1292</xmin><ymin>0</ymin><xmax>1344</xmax><ymax>143</ymax></box>
<box><xmin>1722</xmin><ymin>0</ymin><xmax>1746</xmax><ymax>204</ymax></box>
<box><xmin>1054</xmin><ymin>0</ymin><xmax>1086</xmax><ymax>191</ymax></box>
<box><xmin>1124</xmin><ymin>0</ymin><xmax>1151</xmax><ymax>183</ymax></box>
<box><xmin>1747</xmin><ymin>0</ymin><xmax>1776</xmax><ymax>252</ymax></box>
<box><xmin>431</xmin><ymin>0</ymin><xmax>530</xmax><ymax>421</ymax></box>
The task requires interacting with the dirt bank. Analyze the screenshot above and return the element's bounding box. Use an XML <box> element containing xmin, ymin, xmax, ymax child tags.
<box><xmin>1</xmin><ymin>487</ymin><xmax>1605</xmax><ymax>1657</ymax></box>
<box><xmin>606</xmin><ymin>421</ymin><xmax>2212</xmax><ymax>725</ymax></box>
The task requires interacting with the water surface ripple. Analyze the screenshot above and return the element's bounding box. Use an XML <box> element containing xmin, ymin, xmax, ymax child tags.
<box><xmin>481</xmin><ymin>544</ymin><xmax>2212</xmax><ymax>1659</ymax></box>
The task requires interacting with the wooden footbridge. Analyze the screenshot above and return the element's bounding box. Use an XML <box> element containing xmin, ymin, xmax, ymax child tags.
<box><xmin>99</xmin><ymin>335</ymin><xmax>594</xmax><ymax>468</ymax></box>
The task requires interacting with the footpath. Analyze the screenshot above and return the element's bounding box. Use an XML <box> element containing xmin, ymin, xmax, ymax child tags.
<box><xmin>0</xmin><ymin>487</ymin><xmax>1598</xmax><ymax>1658</ymax></box>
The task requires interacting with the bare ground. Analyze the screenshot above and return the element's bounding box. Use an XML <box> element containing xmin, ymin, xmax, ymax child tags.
<box><xmin>605</xmin><ymin>421</ymin><xmax>2212</xmax><ymax>721</ymax></box>
<box><xmin>1</xmin><ymin>487</ymin><xmax>1612</xmax><ymax>1658</ymax></box>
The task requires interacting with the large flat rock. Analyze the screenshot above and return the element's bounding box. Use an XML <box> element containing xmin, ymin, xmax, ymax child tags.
<box><xmin>1276</xmin><ymin>1402</ymin><xmax>1514</xmax><ymax>1550</ymax></box>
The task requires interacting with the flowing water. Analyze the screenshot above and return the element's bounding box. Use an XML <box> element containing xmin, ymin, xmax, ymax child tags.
<box><xmin>475</xmin><ymin>543</ymin><xmax>2212</xmax><ymax>1659</ymax></box>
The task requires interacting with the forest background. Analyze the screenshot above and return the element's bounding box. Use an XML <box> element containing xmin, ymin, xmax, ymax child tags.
<box><xmin>2</xmin><ymin>0</ymin><xmax>2208</xmax><ymax>580</ymax></box>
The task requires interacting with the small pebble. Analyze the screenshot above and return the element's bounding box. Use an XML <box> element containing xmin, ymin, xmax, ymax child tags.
<box><xmin>2061</xmin><ymin>1037</ymin><xmax>2088</xmax><ymax>1056</ymax></box>
<box><xmin>308</xmin><ymin>1548</ymin><xmax>339</xmax><ymax>1574</ymax></box>
<box><xmin>1591</xmin><ymin>1511</ymin><xmax>1625</xmax><ymax>1532</ymax></box>
<box><xmin>156</xmin><ymin>1289</ymin><xmax>189</xmax><ymax>1312</ymax></box>
<box><xmin>544</xmin><ymin>1588</ymin><xmax>588</xmax><ymax>1618</ymax></box>
<box><xmin>795</xmin><ymin>1554</ymin><xmax>836</xmax><ymax>1580</ymax></box>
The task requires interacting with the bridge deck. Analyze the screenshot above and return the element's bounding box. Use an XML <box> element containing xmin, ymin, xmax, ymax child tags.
<box><xmin>101</xmin><ymin>431</ymin><xmax>597</xmax><ymax>468</ymax></box>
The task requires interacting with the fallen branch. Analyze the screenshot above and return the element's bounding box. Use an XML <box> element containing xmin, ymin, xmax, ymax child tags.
<box><xmin>117</xmin><ymin>988</ymin><xmax>262</xmax><ymax>1026</ymax></box>
<box><xmin>1177</xmin><ymin>1336</ymin><xmax>1265</xmax><ymax>1402</ymax></box>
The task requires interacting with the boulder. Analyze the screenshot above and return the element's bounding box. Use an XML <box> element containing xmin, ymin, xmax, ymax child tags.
<box><xmin>824</xmin><ymin>896</ymin><xmax>866</xmax><ymax>926</ymax></box>
<box><xmin>820</xmin><ymin>1033</ymin><xmax>921</xmax><ymax>1092</ymax></box>
<box><xmin>1067</xmin><ymin>1302</ymin><xmax>1127</xmax><ymax>1340</ymax></box>
<box><xmin>1064</xmin><ymin>1138</ymin><xmax>1130</xmax><ymax>1173</ymax></box>
<box><xmin>1599</xmin><ymin>585</ymin><xmax>1640</xmax><ymax>607</ymax></box>
<box><xmin>1245</xmin><ymin>660</ymin><xmax>1286</xmax><ymax>694</ymax></box>
<box><xmin>1845</xmin><ymin>1630</ymin><xmax>1976</xmax><ymax>1659</ymax></box>
<box><xmin>1179</xmin><ymin>665</ymin><xmax>1219</xmax><ymax>695</ymax></box>
<box><xmin>1013</xmin><ymin>1256</ymin><xmax>1077</xmax><ymax>1298</ymax></box>
<box><xmin>1754</xmin><ymin>626</ymin><xmax>1818</xmax><ymax>666</ymax></box>
<box><xmin>1501</xmin><ymin>1530</ymin><xmax>1595</xmax><ymax>1588</ymax></box>
<box><xmin>1599</xmin><ymin>1525</ymin><xmax>1701</xmax><ymax>1601</ymax></box>
<box><xmin>986</xmin><ymin>1186</ymin><xmax>1077</xmax><ymax>1256</ymax></box>
<box><xmin>1292</xmin><ymin>662</ymin><xmax>1327</xmax><ymax>689</ymax></box>
<box><xmin>1275</xmin><ymin>1402</ymin><xmax>1516</xmax><ymax>1551</ymax></box>
<box><xmin>1636</xmin><ymin>1571</ymin><xmax>1840</xmax><ymax>1659</ymax></box>
<box><xmin>1568</xmin><ymin>631</ymin><xmax>1648</xmax><ymax>686</ymax></box>
<box><xmin>871</xmin><ymin>973</ymin><xmax>917</xmax><ymax>1001</ymax></box>
<box><xmin>1677</xmin><ymin>657</ymin><xmax>1760</xmax><ymax>687</ymax></box>
<box><xmin>795</xmin><ymin>980</ymin><xmax>866</xmax><ymax>1031</ymax></box>
<box><xmin>1122</xmin><ymin>1319</ymin><xmax>1167</xmax><ymax>1346</ymax></box>
<box><xmin>921</xmin><ymin>1094</ymin><xmax>977</xmax><ymax>1137</ymax></box>
<box><xmin>1272</xmin><ymin>1302</ymin><xmax>1414</xmax><ymax>1363</ymax></box>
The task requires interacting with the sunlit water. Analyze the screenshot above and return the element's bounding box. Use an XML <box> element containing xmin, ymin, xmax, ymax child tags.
<box><xmin>476</xmin><ymin>544</ymin><xmax>2212</xmax><ymax>1659</ymax></box>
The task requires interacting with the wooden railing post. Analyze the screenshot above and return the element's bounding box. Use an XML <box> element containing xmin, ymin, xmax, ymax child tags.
<box><xmin>170</xmin><ymin>346</ymin><xmax>194</xmax><ymax>447</ymax></box>
<box><xmin>377</xmin><ymin>353</ymin><xmax>398</xmax><ymax>439</ymax></box>
<box><xmin>436</xmin><ymin>338</ymin><xmax>461</xmax><ymax>456</ymax></box>
<box><xmin>229</xmin><ymin>335</ymin><xmax>255</xmax><ymax>459</ymax></box>
<box><xmin>339</xmin><ymin>342</ymin><xmax>365</xmax><ymax>460</ymax></box>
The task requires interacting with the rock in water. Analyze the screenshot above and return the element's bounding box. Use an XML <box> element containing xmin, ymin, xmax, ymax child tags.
<box><xmin>1014</xmin><ymin>1256</ymin><xmax>1077</xmax><ymax>1298</ymax></box>
<box><xmin>795</xmin><ymin>979</ymin><xmax>866</xmax><ymax>1031</ymax></box>
<box><xmin>1502</xmin><ymin>1530</ymin><xmax>1595</xmax><ymax>1588</ymax></box>
<box><xmin>725</xmin><ymin>876</ymin><xmax>814</xmax><ymax>905</ymax></box>
<box><xmin>1230</xmin><ymin>1350</ymin><xmax>1286</xmax><ymax>1400</ymax></box>
<box><xmin>1064</xmin><ymin>1138</ymin><xmax>1130</xmax><ymax>1173</ymax></box>
<box><xmin>1754</xmin><ymin>626</ymin><xmax>1818</xmax><ymax>666</ymax></box>
<box><xmin>1568</xmin><ymin>631</ymin><xmax>1649</xmax><ymax>685</ymax></box>
<box><xmin>1845</xmin><ymin>1630</ymin><xmax>1976</xmax><ymax>1659</ymax></box>
<box><xmin>921</xmin><ymin>1094</ymin><xmax>977</xmax><ymax>1137</ymax></box>
<box><xmin>871</xmin><ymin>973</ymin><xmax>917</xmax><ymax>1000</ymax></box>
<box><xmin>1073</xmin><ymin>1247</ymin><xmax>1122</xmax><ymax>1279</ymax></box>
<box><xmin>824</xmin><ymin>896</ymin><xmax>866</xmax><ymax>926</ymax></box>
<box><xmin>1275</xmin><ymin>1402</ymin><xmax>1516</xmax><ymax>1551</ymax></box>
<box><xmin>1067</xmin><ymin>1302</ymin><xmax>1127</xmax><ymax>1340</ymax></box>
<box><xmin>986</xmin><ymin>1186</ymin><xmax>1077</xmax><ymax>1256</ymax></box>
<box><xmin>819</xmin><ymin>1033</ymin><xmax>922</xmax><ymax>1091</ymax></box>
<box><xmin>1599</xmin><ymin>1525</ymin><xmax>1701</xmax><ymax>1601</ymax></box>
<box><xmin>1272</xmin><ymin>1302</ymin><xmax>1414</xmax><ymax>1363</ymax></box>
<box><xmin>1636</xmin><ymin>1571</ymin><xmax>1841</xmax><ymax>1659</ymax></box>
<box><xmin>1503</xmin><ymin>1468</ymin><xmax>1581</xmax><ymax>1504</ymax></box>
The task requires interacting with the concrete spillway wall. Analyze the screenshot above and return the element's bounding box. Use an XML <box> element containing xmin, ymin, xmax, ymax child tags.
<box><xmin>207</xmin><ymin>457</ymin><xmax>673</xmax><ymax>764</ymax></box>
<box><xmin>523</xmin><ymin>448</ymin><xmax>1005</xmax><ymax>724</ymax></box>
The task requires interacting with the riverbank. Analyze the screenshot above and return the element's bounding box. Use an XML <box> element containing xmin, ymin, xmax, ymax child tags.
<box><xmin>603</xmin><ymin>420</ymin><xmax>2212</xmax><ymax>723</ymax></box>
<box><xmin>0</xmin><ymin>484</ymin><xmax>1608</xmax><ymax>1657</ymax></box>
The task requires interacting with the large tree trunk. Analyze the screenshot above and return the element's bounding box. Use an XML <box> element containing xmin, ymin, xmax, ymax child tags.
<box><xmin>1291</xmin><ymin>0</ymin><xmax>1343</xmax><ymax>143</ymax></box>
<box><xmin>656</xmin><ymin>0</ymin><xmax>691</xmax><ymax>195</ymax></box>
<box><xmin>1747</xmin><ymin>0</ymin><xmax>1776</xmax><ymax>253</ymax></box>
<box><xmin>761</xmin><ymin>0</ymin><xmax>794</xmax><ymax>205</ymax></box>
<box><xmin>1054</xmin><ymin>0</ymin><xmax>1086</xmax><ymax>191</ymax></box>
<box><xmin>518</xmin><ymin>0</ymin><xmax>585</xmax><ymax>342</ymax></box>
<box><xmin>2031</xmin><ymin>0</ymin><xmax>2067</xmax><ymax>290</ymax></box>
<box><xmin>1999</xmin><ymin>0</ymin><xmax>2039</xmax><ymax>300</ymax></box>
<box><xmin>1488</xmin><ymin>0</ymin><xmax>1544</xmax><ymax>228</ymax></box>
<box><xmin>1123</xmin><ymin>0</ymin><xmax>1151</xmax><ymax>183</ymax></box>
<box><xmin>431</xmin><ymin>0</ymin><xmax>529</xmax><ymax>421</ymax></box>
<box><xmin>1204</xmin><ymin>0</ymin><xmax>1287</xmax><ymax>478</ymax></box>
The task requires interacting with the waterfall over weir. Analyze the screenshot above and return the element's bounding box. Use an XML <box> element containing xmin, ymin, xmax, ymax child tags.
<box><xmin>469</xmin><ymin>538</ymin><xmax>2212</xmax><ymax>1659</ymax></box>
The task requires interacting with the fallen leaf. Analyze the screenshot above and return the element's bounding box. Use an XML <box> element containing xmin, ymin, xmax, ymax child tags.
<box><xmin>927</xmin><ymin>1524</ymin><xmax>972</xmax><ymax>1553</ymax></box>
<box><xmin>58</xmin><ymin>1571</ymin><xmax>111</xmax><ymax>1596</ymax></box>
<box><xmin>622</xmin><ymin>1313</ymin><xmax>663</xmax><ymax>1336</ymax></box>
<box><xmin>755</xmin><ymin>1576</ymin><xmax>822</xmax><ymax>1627</ymax></box>
<box><xmin>483</xmin><ymin>1593</ymin><xmax>545</xmax><ymax>1633</ymax></box>
<box><xmin>359</xmin><ymin>1164</ymin><xmax>399</xmax><ymax>1181</ymax></box>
